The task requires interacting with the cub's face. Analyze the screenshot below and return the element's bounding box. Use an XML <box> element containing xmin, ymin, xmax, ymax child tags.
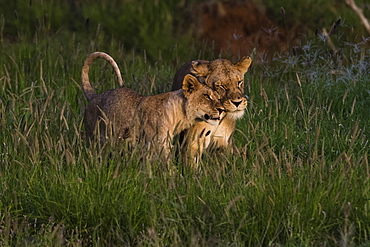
<box><xmin>191</xmin><ymin>57</ymin><xmax>252</xmax><ymax>119</ymax></box>
<box><xmin>182</xmin><ymin>75</ymin><xmax>224</xmax><ymax>126</ymax></box>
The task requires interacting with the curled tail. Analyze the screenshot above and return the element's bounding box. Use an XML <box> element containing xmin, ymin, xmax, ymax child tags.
<box><xmin>81</xmin><ymin>52</ymin><xmax>124</xmax><ymax>101</ymax></box>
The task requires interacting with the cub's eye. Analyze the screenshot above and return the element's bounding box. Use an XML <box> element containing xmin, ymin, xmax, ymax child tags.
<box><xmin>217</xmin><ymin>84</ymin><xmax>227</xmax><ymax>90</ymax></box>
<box><xmin>237</xmin><ymin>80</ymin><xmax>244</xmax><ymax>87</ymax></box>
<box><xmin>203</xmin><ymin>94</ymin><xmax>212</xmax><ymax>100</ymax></box>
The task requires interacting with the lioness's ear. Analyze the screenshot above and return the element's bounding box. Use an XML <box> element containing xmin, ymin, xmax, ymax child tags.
<box><xmin>191</xmin><ymin>60</ymin><xmax>210</xmax><ymax>76</ymax></box>
<box><xmin>235</xmin><ymin>56</ymin><xmax>252</xmax><ymax>74</ymax></box>
<box><xmin>182</xmin><ymin>74</ymin><xmax>201</xmax><ymax>97</ymax></box>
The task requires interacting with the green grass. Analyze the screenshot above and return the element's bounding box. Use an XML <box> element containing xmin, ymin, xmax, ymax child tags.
<box><xmin>1</xmin><ymin>1</ymin><xmax>370</xmax><ymax>246</ymax></box>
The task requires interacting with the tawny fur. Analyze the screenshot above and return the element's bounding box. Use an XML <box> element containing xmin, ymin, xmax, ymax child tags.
<box><xmin>82</xmin><ymin>52</ymin><xmax>224</xmax><ymax>158</ymax></box>
<box><xmin>172</xmin><ymin>57</ymin><xmax>252</xmax><ymax>153</ymax></box>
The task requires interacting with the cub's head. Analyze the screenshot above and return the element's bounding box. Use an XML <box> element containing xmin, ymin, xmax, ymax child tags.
<box><xmin>190</xmin><ymin>57</ymin><xmax>252</xmax><ymax>119</ymax></box>
<box><xmin>182</xmin><ymin>74</ymin><xmax>224</xmax><ymax>126</ymax></box>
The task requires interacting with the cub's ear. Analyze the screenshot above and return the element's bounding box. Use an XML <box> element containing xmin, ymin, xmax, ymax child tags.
<box><xmin>235</xmin><ymin>56</ymin><xmax>252</xmax><ymax>74</ymax></box>
<box><xmin>191</xmin><ymin>60</ymin><xmax>210</xmax><ymax>76</ymax></box>
<box><xmin>182</xmin><ymin>74</ymin><xmax>202</xmax><ymax>97</ymax></box>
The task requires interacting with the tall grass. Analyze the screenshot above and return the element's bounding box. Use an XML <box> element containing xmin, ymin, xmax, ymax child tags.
<box><xmin>1</xmin><ymin>1</ymin><xmax>370</xmax><ymax>246</ymax></box>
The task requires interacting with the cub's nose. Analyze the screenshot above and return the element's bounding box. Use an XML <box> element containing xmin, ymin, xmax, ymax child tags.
<box><xmin>217</xmin><ymin>107</ymin><xmax>225</xmax><ymax>115</ymax></box>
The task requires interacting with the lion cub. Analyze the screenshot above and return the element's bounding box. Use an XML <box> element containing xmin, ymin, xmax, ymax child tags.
<box><xmin>82</xmin><ymin>52</ymin><xmax>224</xmax><ymax>158</ymax></box>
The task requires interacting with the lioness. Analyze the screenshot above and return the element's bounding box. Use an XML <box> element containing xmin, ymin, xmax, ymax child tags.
<box><xmin>172</xmin><ymin>57</ymin><xmax>252</xmax><ymax>154</ymax></box>
<box><xmin>82</xmin><ymin>52</ymin><xmax>224</xmax><ymax>159</ymax></box>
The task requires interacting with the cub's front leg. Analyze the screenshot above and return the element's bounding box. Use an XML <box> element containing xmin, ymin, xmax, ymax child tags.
<box><xmin>184</xmin><ymin>121</ymin><xmax>218</xmax><ymax>168</ymax></box>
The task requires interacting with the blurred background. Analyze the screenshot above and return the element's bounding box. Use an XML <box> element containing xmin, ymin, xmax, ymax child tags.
<box><xmin>1</xmin><ymin>0</ymin><xmax>369</xmax><ymax>64</ymax></box>
<box><xmin>1</xmin><ymin>2</ymin><xmax>369</xmax><ymax>245</ymax></box>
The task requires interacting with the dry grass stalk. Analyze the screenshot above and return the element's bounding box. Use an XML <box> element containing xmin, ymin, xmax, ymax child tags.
<box><xmin>345</xmin><ymin>0</ymin><xmax>370</xmax><ymax>34</ymax></box>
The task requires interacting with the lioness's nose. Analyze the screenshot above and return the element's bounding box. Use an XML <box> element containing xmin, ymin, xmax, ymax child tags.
<box><xmin>231</xmin><ymin>99</ymin><xmax>242</xmax><ymax>107</ymax></box>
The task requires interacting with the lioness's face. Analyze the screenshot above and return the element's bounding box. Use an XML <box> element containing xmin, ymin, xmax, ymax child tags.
<box><xmin>182</xmin><ymin>75</ymin><xmax>224</xmax><ymax>126</ymax></box>
<box><xmin>207</xmin><ymin>65</ymin><xmax>247</xmax><ymax>119</ymax></box>
<box><xmin>191</xmin><ymin>57</ymin><xmax>252</xmax><ymax>119</ymax></box>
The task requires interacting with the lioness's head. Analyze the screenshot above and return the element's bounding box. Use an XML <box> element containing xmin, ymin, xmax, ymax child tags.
<box><xmin>182</xmin><ymin>74</ymin><xmax>224</xmax><ymax>126</ymax></box>
<box><xmin>190</xmin><ymin>57</ymin><xmax>252</xmax><ymax>119</ymax></box>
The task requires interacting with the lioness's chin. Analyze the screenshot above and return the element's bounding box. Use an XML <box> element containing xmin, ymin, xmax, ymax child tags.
<box><xmin>227</xmin><ymin>110</ymin><xmax>245</xmax><ymax>119</ymax></box>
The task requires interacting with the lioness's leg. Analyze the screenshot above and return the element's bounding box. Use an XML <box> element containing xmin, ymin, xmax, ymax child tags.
<box><xmin>210</xmin><ymin>116</ymin><xmax>236</xmax><ymax>149</ymax></box>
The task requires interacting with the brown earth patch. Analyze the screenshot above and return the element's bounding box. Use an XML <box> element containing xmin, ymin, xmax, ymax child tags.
<box><xmin>191</xmin><ymin>0</ymin><xmax>296</xmax><ymax>59</ymax></box>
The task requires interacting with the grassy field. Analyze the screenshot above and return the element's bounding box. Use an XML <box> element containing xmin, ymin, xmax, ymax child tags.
<box><xmin>1</xmin><ymin>1</ymin><xmax>370</xmax><ymax>246</ymax></box>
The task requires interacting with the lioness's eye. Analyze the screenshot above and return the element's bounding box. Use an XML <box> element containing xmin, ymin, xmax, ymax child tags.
<box><xmin>204</xmin><ymin>94</ymin><xmax>212</xmax><ymax>100</ymax></box>
<box><xmin>238</xmin><ymin>80</ymin><xmax>243</xmax><ymax>87</ymax></box>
